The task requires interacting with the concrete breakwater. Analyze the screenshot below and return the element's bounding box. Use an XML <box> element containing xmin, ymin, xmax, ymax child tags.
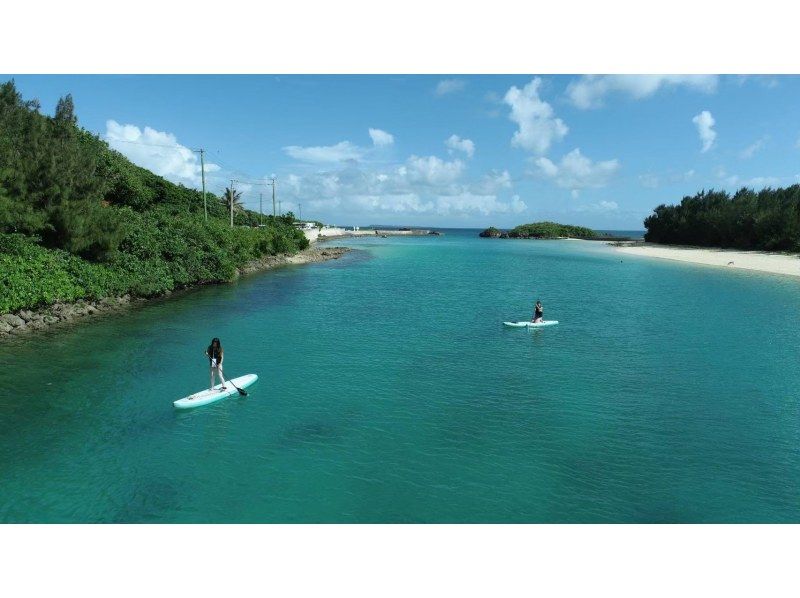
<box><xmin>304</xmin><ymin>227</ymin><xmax>432</xmax><ymax>242</ymax></box>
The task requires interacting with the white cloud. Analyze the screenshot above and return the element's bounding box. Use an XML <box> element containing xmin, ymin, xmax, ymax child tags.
<box><xmin>534</xmin><ymin>148</ymin><xmax>620</xmax><ymax>192</ymax></box>
<box><xmin>736</xmin><ymin>75</ymin><xmax>780</xmax><ymax>90</ymax></box>
<box><xmin>445</xmin><ymin>134</ymin><xmax>475</xmax><ymax>158</ymax></box>
<box><xmin>283</xmin><ymin>141</ymin><xmax>364</xmax><ymax>163</ymax></box>
<box><xmin>721</xmin><ymin>173</ymin><xmax>781</xmax><ymax>189</ymax></box>
<box><xmin>404</xmin><ymin>155</ymin><xmax>465</xmax><ymax>186</ymax></box>
<box><xmin>434</xmin><ymin>79</ymin><xmax>466</xmax><ymax>97</ymax></box>
<box><xmin>352</xmin><ymin>193</ymin><xmax>433</xmax><ymax>213</ymax></box>
<box><xmin>639</xmin><ymin>170</ymin><xmax>695</xmax><ymax>189</ymax></box>
<box><xmin>744</xmin><ymin>177</ymin><xmax>780</xmax><ymax>188</ymax></box>
<box><xmin>368</xmin><ymin>128</ymin><xmax>394</xmax><ymax>147</ymax></box>
<box><xmin>475</xmin><ymin>170</ymin><xmax>512</xmax><ymax>194</ymax></box>
<box><xmin>639</xmin><ymin>174</ymin><xmax>660</xmax><ymax>189</ymax></box>
<box><xmin>435</xmin><ymin>193</ymin><xmax>526</xmax><ymax>216</ymax></box>
<box><xmin>575</xmin><ymin>200</ymin><xmax>619</xmax><ymax>213</ymax></box>
<box><xmin>285</xmin><ymin>129</ymin><xmax>392</xmax><ymax>164</ymax></box>
<box><xmin>567</xmin><ymin>75</ymin><xmax>719</xmax><ymax>109</ymax></box>
<box><xmin>740</xmin><ymin>137</ymin><xmax>767</xmax><ymax>159</ymax></box>
<box><xmin>279</xmin><ymin>151</ymin><xmax>525</xmax><ymax>219</ymax></box>
<box><xmin>692</xmin><ymin>110</ymin><xmax>716</xmax><ymax>152</ymax></box>
<box><xmin>104</xmin><ymin>120</ymin><xmax>219</xmax><ymax>187</ymax></box>
<box><xmin>504</xmin><ymin>78</ymin><xmax>568</xmax><ymax>154</ymax></box>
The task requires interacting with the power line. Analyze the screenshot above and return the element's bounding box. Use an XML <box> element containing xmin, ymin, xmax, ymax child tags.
<box><xmin>105</xmin><ymin>137</ymin><xmax>193</xmax><ymax>151</ymax></box>
<box><xmin>103</xmin><ymin>135</ymin><xmax>288</xmax><ymax>220</ymax></box>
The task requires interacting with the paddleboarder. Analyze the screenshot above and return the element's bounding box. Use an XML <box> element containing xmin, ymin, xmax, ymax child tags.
<box><xmin>532</xmin><ymin>300</ymin><xmax>544</xmax><ymax>323</ymax></box>
<box><xmin>205</xmin><ymin>337</ymin><xmax>227</xmax><ymax>391</ymax></box>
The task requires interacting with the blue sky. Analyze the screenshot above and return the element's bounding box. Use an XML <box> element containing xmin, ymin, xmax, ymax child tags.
<box><xmin>6</xmin><ymin>74</ymin><xmax>800</xmax><ymax>229</ymax></box>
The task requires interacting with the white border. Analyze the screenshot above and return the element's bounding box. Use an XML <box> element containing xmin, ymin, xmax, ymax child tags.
<box><xmin>2</xmin><ymin>524</ymin><xmax>798</xmax><ymax>596</ymax></box>
<box><xmin>2</xmin><ymin>0</ymin><xmax>799</xmax><ymax>594</ymax></box>
<box><xmin>2</xmin><ymin>1</ymin><xmax>799</xmax><ymax>73</ymax></box>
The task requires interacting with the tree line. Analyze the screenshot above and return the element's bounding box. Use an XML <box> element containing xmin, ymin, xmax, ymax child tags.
<box><xmin>644</xmin><ymin>186</ymin><xmax>800</xmax><ymax>251</ymax></box>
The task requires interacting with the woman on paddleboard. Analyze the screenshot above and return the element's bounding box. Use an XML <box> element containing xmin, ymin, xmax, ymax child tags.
<box><xmin>532</xmin><ymin>300</ymin><xmax>544</xmax><ymax>323</ymax></box>
<box><xmin>205</xmin><ymin>337</ymin><xmax>227</xmax><ymax>391</ymax></box>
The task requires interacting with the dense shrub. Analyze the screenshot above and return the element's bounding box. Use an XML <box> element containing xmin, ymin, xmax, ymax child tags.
<box><xmin>0</xmin><ymin>234</ymin><xmax>116</xmax><ymax>312</ymax></box>
<box><xmin>0</xmin><ymin>81</ymin><xmax>312</xmax><ymax>313</ymax></box>
<box><xmin>508</xmin><ymin>222</ymin><xmax>598</xmax><ymax>239</ymax></box>
<box><xmin>644</xmin><ymin>186</ymin><xmax>800</xmax><ymax>251</ymax></box>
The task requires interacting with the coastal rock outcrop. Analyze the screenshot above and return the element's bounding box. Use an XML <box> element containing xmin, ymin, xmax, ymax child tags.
<box><xmin>479</xmin><ymin>227</ymin><xmax>504</xmax><ymax>238</ymax></box>
<box><xmin>2</xmin><ymin>313</ymin><xmax>25</xmax><ymax>328</ymax></box>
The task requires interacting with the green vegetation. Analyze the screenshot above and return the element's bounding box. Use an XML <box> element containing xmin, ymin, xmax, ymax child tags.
<box><xmin>0</xmin><ymin>80</ymin><xmax>309</xmax><ymax>314</ymax></box>
<box><xmin>644</xmin><ymin>186</ymin><xmax>800</xmax><ymax>251</ymax></box>
<box><xmin>508</xmin><ymin>221</ymin><xmax>598</xmax><ymax>239</ymax></box>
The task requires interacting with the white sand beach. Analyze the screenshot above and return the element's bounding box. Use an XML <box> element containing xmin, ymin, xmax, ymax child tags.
<box><xmin>615</xmin><ymin>243</ymin><xmax>800</xmax><ymax>278</ymax></box>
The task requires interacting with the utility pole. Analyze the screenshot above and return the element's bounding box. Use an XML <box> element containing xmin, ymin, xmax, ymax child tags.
<box><xmin>259</xmin><ymin>192</ymin><xmax>263</xmax><ymax>226</ymax></box>
<box><xmin>299</xmin><ymin>203</ymin><xmax>302</xmax><ymax>221</ymax></box>
<box><xmin>195</xmin><ymin>148</ymin><xmax>208</xmax><ymax>221</ymax></box>
<box><xmin>278</xmin><ymin>200</ymin><xmax>282</xmax><ymax>216</ymax></box>
<box><xmin>230</xmin><ymin>179</ymin><xmax>235</xmax><ymax>228</ymax></box>
<box><xmin>271</xmin><ymin>177</ymin><xmax>276</xmax><ymax>217</ymax></box>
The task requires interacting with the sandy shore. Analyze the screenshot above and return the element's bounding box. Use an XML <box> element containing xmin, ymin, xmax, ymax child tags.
<box><xmin>615</xmin><ymin>243</ymin><xmax>800</xmax><ymax>278</ymax></box>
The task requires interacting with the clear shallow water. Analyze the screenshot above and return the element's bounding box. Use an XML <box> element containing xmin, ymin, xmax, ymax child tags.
<box><xmin>2</xmin><ymin>230</ymin><xmax>800</xmax><ymax>523</ymax></box>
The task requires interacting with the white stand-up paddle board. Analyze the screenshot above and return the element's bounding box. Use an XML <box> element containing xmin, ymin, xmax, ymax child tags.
<box><xmin>173</xmin><ymin>374</ymin><xmax>259</xmax><ymax>409</ymax></box>
<box><xmin>503</xmin><ymin>320</ymin><xmax>559</xmax><ymax>328</ymax></box>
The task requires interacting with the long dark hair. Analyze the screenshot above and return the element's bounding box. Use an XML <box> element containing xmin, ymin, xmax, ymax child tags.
<box><xmin>208</xmin><ymin>337</ymin><xmax>222</xmax><ymax>357</ymax></box>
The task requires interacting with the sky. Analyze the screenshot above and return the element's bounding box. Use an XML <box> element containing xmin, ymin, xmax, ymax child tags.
<box><xmin>5</xmin><ymin>74</ymin><xmax>800</xmax><ymax>229</ymax></box>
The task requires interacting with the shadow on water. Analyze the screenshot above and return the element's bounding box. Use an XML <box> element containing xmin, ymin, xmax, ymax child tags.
<box><xmin>279</xmin><ymin>419</ymin><xmax>343</xmax><ymax>449</ymax></box>
<box><xmin>106</xmin><ymin>476</ymin><xmax>185</xmax><ymax>523</ymax></box>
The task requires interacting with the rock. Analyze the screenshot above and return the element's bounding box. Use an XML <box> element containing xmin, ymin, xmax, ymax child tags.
<box><xmin>31</xmin><ymin>313</ymin><xmax>45</xmax><ymax>322</ymax></box>
<box><xmin>43</xmin><ymin>315</ymin><xmax>59</xmax><ymax>325</ymax></box>
<box><xmin>9</xmin><ymin>322</ymin><xmax>28</xmax><ymax>334</ymax></box>
<box><xmin>1</xmin><ymin>313</ymin><xmax>26</xmax><ymax>328</ymax></box>
<box><xmin>479</xmin><ymin>227</ymin><xmax>503</xmax><ymax>238</ymax></box>
<box><xmin>0</xmin><ymin>321</ymin><xmax>12</xmax><ymax>334</ymax></box>
<box><xmin>19</xmin><ymin>310</ymin><xmax>34</xmax><ymax>321</ymax></box>
<box><xmin>28</xmin><ymin>320</ymin><xmax>47</xmax><ymax>330</ymax></box>
<box><xmin>85</xmin><ymin>305</ymin><xmax>98</xmax><ymax>315</ymax></box>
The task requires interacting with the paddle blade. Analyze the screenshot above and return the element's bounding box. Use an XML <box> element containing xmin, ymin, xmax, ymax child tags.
<box><xmin>237</xmin><ymin>388</ymin><xmax>248</xmax><ymax>396</ymax></box>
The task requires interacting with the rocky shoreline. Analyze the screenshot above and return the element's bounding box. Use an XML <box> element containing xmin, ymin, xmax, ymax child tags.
<box><xmin>0</xmin><ymin>246</ymin><xmax>351</xmax><ymax>340</ymax></box>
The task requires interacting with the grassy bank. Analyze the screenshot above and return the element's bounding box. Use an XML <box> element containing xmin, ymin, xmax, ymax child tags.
<box><xmin>0</xmin><ymin>80</ymin><xmax>309</xmax><ymax>314</ymax></box>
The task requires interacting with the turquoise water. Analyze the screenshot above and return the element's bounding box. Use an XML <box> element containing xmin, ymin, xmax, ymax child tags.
<box><xmin>2</xmin><ymin>230</ymin><xmax>800</xmax><ymax>523</ymax></box>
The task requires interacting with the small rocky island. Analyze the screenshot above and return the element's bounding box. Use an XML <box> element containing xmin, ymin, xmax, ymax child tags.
<box><xmin>479</xmin><ymin>221</ymin><xmax>634</xmax><ymax>241</ymax></box>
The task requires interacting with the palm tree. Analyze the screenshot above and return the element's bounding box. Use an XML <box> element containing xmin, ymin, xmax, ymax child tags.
<box><xmin>221</xmin><ymin>187</ymin><xmax>244</xmax><ymax>214</ymax></box>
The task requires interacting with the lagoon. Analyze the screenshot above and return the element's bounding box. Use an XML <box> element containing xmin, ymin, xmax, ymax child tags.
<box><xmin>1</xmin><ymin>230</ymin><xmax>799</xmax><ymax>522</ymax></box>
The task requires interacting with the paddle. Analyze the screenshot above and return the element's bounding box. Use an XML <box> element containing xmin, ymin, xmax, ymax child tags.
<box><xmin>226</xmin><ymin>377</ymin><xmax>248</xmax><ymax>396</ymax></box>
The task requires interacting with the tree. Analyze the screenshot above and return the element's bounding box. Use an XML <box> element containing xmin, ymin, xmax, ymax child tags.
<box><xmin>643</xmin><ymin>185</ymin><xmax>800</xmax><ymax>251</ymax></box>
<box><xmin>0</xmin><ymin>81</ymin><xmax>120</xmax><ymax>258</ymax></box>
<box><xmin>221</xmin><ymin>187</ymin><xmax>244</xmax><ymax>214</ymax></box>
